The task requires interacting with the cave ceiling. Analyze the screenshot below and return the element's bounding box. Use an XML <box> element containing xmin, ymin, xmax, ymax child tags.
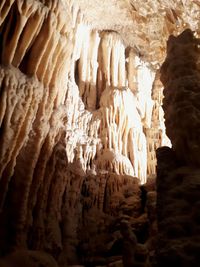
<box><xmin>75</xmin><ymin>0</ymin><xmax>200</xmax><ymax>67</ymax></box>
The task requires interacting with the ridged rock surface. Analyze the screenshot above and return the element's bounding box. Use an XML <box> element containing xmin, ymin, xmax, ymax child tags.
<box><xmin>0</xmin><ymin>0</ymin><xmax>199</xmax><ymax>266</ymax></box>
<box><xmin>0</xmin><ymin>1</ymin><xmax>164</xmax><ymax>265</ymax></box>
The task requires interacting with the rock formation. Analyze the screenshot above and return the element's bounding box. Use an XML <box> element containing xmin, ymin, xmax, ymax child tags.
<box><xmin>157</xmin><ymin>29</ymin><xmax>200</xmax><ymax>266</ymax></box>
<box><xmin>0</xmin><ymin>0</ymin><xmax>200</xmax><ymax>266</ymax></box>
<box><xmin>161</xmin><ymin>29</ymin><xmax>200</xmax><ymax>166</ymax></box>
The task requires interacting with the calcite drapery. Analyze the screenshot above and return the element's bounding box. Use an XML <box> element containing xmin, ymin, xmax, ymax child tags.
<box><xmin>73</xmin><ymin>28</ymin><xmax>169</xmax><ymax>182</ymax></box>
<box><xmin>0</xmin><ymin>0</ymin><xmax>73</xmax><ymax>89</ymax></box>
<box><xmin>0</xmin><ymin>0</ymin><xmax>167</xmax><ymax>265</ymax></box>
<box><xmin>0</xmin><ymin>0</ymin><xmax>75</xmax><ymax>256</ymax></box>
<box><xmin>145</xmin><ymin>71</ymin><xmax>171</xmax><ymax>175</ymax></box>
<box><xmin>75</xmin><ymin>0</ymin><xmax>200</xmax><ymax>65</ymax></box>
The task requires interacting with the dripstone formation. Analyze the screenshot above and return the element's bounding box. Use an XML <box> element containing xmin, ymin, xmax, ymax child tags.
<box><xmin>0</xmin><ymin>0</ymin><xmax>199</xmax><ymax>267</ymax></box>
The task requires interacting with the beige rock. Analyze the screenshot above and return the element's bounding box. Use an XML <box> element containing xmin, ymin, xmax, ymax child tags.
<box><xmin>1</xmin><ymin>0</ymin><xmax>199</xmax><ymax>266</ymax></box>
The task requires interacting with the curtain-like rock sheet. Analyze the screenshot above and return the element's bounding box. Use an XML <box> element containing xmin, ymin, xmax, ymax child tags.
<box><xmin>74</xmin><ymin>29</ymin><xmax>169</xmax><ymax>182</ymax></box>
<box><xmin>0</xmin><ymin>0</ymin><xmax>75</xmax><ymax>259</ymax></box>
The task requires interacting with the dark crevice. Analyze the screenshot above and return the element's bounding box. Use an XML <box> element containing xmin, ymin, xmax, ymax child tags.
<box><xmin>74</xmin><ymin>59</ymin><xmax>79</xmax><ymax>86</ymax></box>
<box><xmin>4</xmin><ymin>5</ymin><xmax>17</xmax><ymax>44</ymax></box>
<box><xmin>140</xmin><ymin>185</ymin><xmax>147</xmax><ymax>213</ymax></box>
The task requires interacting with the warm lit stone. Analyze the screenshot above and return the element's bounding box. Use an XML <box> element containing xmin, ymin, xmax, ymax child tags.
<box><xmin>0</xmin><ymin>0</ymin><xmax>200</xmax><ymax>266</ymax></box>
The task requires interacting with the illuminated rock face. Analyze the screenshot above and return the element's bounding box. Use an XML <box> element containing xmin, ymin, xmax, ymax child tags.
<box><xmin>75</xmin><ymin>0</ymin><xmax>200</xmax><ymax>64</ymax></box>
<box><xmin>145</xmin><ymin>71</ymin><xmax>171</xmax><ymax>176</ymax></box>
<box><xmin>0</xmin><ymin>0</ymin><xmax>173</xmax><ymax>265</ymax></box>
<box><xmin>73</xmin><ymin>29</ymin><xmax>169</xmax><ymax>182</ymax></box>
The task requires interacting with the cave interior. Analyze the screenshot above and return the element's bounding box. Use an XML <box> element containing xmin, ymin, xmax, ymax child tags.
<box><xmin>0</xmin><ymin>0</ymin><xmax>200</xmax><ymax>266</ymax></box>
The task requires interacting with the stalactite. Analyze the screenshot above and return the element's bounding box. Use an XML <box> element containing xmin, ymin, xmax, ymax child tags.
<box><xmin>0</xmin><ymin>0</ymin><xmax>171</xmax><ymax>264</ymax></box>
<box><xmin>78</xmin><ymin>29</ymin><xmax>100</xmax><ymax>111</ymax></box>
<box><xmin>73</xmin><ymin>28</ymin><xmax>170</xmax><ymax>183</ymax></box>
<box><xmin>127</xmin><ymin>48</ymin><xmax>138</xmax><ymax>92</ymax></box>
<box><xmin>97</xmin><ymin>32</ymin><xmax>123</xmax><ymax>90</ymax></box>
<box><xmin>118</xmin><ymin>42</ymin><xmax>126</xmax><ymax>87</ymax></box>
<box><xmin>78</xmin><ymin>26</ymin><xmax>90</xmax><ymax>97</ymax></box>
<box><xmin>111</xmin><ymin>37</ymin><xmax>121</xmax><ymax>87</ymax></box>
<box><xmin>0</xmin><ymin>0</ymin><xmax>72</xmax><ymax>87</ymax></box>
<box><xmin>145</xmin><ymin>71</ymin><xmax>171</xmax><ymax>175</ymax></box>
<box><xmin>0</xmin><ymin>0</ymin><xmax>76</xmax><ymax>255</ymax></box>
<box><xmin>96</xmin><ymin>86</ymin><xmax>147</xmax><ymax>182</ymax></box>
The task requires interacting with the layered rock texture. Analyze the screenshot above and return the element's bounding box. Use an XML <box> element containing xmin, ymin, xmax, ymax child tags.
<box><xmin>0</xmin><ymin>0</ymin><xmax>200</xmax><ymax>266</ymax></box>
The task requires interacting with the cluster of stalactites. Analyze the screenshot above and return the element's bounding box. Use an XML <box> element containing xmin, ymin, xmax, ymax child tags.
<box><xmin>0</xmin><ymin>0</ymin><xmax>169</xmax><ymax>184</ymax></box>
<box><xmin>0</xmin><ymin>0</ymin><xmax>74</xmax><ymax>90</ymax></box>
<box><xmin>0</xmin><ymin>1</ymin><xmax>78</xmax><ymax>246</ymax></box>
<box><xmin>69</xmin><ymin>25</ymin><xmax>169</xmax><ymax>183</ymax></box>
<box><xmin>72</xmin><ymin>29</ymin><xmax>140</xmax><ymax>111</ymax></box>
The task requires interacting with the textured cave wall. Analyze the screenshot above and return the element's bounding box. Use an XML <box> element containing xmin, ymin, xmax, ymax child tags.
<box><xmin>73</xmin><ymin>28</ymin><xmax>170</xmax><ymax>181</ymax></box>
<box><xmin>0</xmin><ymin>0</ymin><xmax>75</xmax><ymax>257</ymax></box>
<box><xmin>156</xmin><ymin>29</ymin><xmax>200</xmax><ymax>267</ymax></box>
<box><xmin>0</xmin><ymin>0</ymin><xmax>169</xmax><ymax>266</ymax></box>
<box><xmin>161</xmin><ymin>29</ymin><xmax>200</xmax><ymax>165</ymax></box>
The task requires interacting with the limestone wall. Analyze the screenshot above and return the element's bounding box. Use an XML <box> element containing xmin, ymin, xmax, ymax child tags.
<box><xmin>0</xmin><ymin>0</ymin><xmax>167</xmax><ymax>265</ymax></box>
